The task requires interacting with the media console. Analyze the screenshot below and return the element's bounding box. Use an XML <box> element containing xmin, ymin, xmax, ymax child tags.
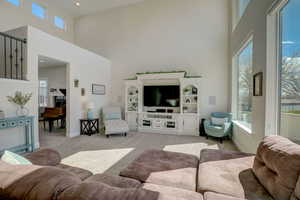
<box><xmin>125</xmin><ymin>72</ymin><xmax>201</xmax><ymax>136</ymax></box>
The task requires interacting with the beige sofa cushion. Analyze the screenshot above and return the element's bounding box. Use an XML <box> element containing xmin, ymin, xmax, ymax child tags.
<box><xmin>204</xmin><ymin>192</ymin><xmax>245</xmax><ymax>200</ymax></box>
<box><xmin>143</xmin><ymin>183</ymin><xmax>203</xmax><ymax>200</ymax></box>
<box><xmin>253</xmin><ymin>136</ymin><xmax>300</xmax><ymax>200</ymax></box>
<box><xmin>0</xmin><ymin>161</ymin><xmax>42</xmax><ymax>190</ymax></box>
<box><xmin>120</xmin><ymin>149</ymin><xmax>199</xmax><ymax>191</ymax></box>
<box><xmin>198</xmin><ymin>149</ymin><xmax>272</xmax><ymax>200</ymax></box>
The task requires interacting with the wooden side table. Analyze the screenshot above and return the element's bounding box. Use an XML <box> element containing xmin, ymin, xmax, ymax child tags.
<box><xmin>80</xmin><ymin>118</ymin><xmax>99</xmax><ymax>136</ymax></box>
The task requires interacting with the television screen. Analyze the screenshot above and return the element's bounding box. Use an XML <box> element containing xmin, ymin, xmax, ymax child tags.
<box><xmin>144</xmin><ymin>86</ymin><xmax>180</xmax><ymax>107</ymax></box>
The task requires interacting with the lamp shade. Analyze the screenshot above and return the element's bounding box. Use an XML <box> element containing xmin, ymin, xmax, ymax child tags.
<box><xmin>86</xmin><ymin>102</ymin><xmax>95</xmax><ymax>110</ymax></box>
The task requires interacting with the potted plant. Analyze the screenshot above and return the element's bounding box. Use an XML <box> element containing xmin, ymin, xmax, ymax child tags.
<box><xmin>7</xmin><ymin>91</ymin><xmax>32</xmax><ymax>117</ymax></box>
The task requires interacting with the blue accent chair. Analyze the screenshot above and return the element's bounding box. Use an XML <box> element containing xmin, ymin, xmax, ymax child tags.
<box><xmin>204</xmin><ymin>112</ymin><xmax>232</xmax><ymax>143</ymax></box>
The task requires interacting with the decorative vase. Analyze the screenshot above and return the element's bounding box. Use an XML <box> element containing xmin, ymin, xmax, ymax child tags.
<box><xmin>87</xmin><ymin>111</ymin><xmax>94</xmax><ymax>120</ymax></box>
<box><xmin>17</xmin><ymin>106</ymin><xmax>29</xmax><ymax>117</ymax></box>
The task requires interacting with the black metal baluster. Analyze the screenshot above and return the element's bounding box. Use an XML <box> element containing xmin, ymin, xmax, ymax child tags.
<box><xmin>10</xmin><ymin>38</ymin><xmax>12</xmax><ymax>79</ymax></box>
<box><xmin>21</xmin><ymin>41</ymin><xmax>23</xmax><ymax>80</ymax></box>
<box><xmin>4</xmin><ymin>36</ymin><xmax>7</xmax><ymax>78</ymax></box>
<box><xmin>15</xmin><ymin>40</ymin><xmax>18</xmax><ymax>79</ymax></box>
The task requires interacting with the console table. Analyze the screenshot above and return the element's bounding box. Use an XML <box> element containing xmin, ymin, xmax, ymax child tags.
<box><xmin>0</xmin><ymin>116</ymin><xmax>35</xmax><ymax>154</ymax></box>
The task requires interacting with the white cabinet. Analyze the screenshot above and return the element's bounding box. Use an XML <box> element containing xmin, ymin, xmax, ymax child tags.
<box><xmin>126</xmin><ymin>112</ymin><xmax>138</xmax><ymax>131</ymax></box>
<box><xmin>182</xmin><ymin>115</ymin><xmax>199</xmax><ymax>134</ymax></box>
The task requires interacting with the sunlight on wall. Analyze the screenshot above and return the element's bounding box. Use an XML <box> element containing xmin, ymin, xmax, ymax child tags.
<box><xmin>61</xmin><ymin>148</ymin><xmax>134</xmax><ymax>174</ymax></box>
<box><xmin>163</xmin><ymin>143</ymin><xmax>219</xmax><ymax>158</ymax></box>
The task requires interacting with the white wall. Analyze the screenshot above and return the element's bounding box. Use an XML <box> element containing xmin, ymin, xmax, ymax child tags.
<box><xmin>0</xmin><ymin>0</ymin><xmax>75</xmax><ymax>43</ymax></box>
<box><xmin>75</xmin><ymin>0</ymin><xmax>230</xmax><ymax>118</ymax></box>
<box><xmin>230</xmin><ymin>0</ymin><xmax>277</xmax><ymax>153</ymax></box>
<box><xmin>39</xmin><ymin>66</ymin><xmax>67</xmax><ymax>90</ymax></box>
<box><xmin>0</xmin><ymin>26</ymin><xmax>111</xmax><ymax>150</ymax></box>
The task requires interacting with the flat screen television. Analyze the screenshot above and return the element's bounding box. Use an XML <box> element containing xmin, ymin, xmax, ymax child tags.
<box><xmin>144</xmin><ymin>85</ymin><xmax>180</xmax><ymax>107</ymax></box>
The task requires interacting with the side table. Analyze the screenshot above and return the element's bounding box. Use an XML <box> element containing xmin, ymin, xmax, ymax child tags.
<box><xmin>80</xmin><ymin>118</ymin><xmax>99</xmax><ymax>136</ymax></box>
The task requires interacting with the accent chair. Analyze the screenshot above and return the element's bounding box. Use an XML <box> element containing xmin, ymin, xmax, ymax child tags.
<box><xmin>204</xmin><ymin>112</ymin><xmax>232</xmax><ymax>143</ymax></box>
<box><xmin>102</xmin><ymin>106</ymin><xmax>129</xmax><ymax>138</ymax></box>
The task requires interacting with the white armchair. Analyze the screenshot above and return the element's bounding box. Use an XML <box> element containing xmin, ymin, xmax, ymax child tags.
<box><xmin>102</xmin><ymin>106</ymin><xmax>129</xmax><ymax>138</ymax></box>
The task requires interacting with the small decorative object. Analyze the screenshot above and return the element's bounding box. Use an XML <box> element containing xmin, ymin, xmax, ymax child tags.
<box><xmin>74</xmin><ymin>79</ymin><xmax>79</xmax><ymax>88</ymax></box>
<box><xmin>0</xmin><ymin>110</ymin><xmax>5</xmax><ymax>119</ymax></box>
<box><xmin>192</xmin><ymin>87</ymin><xmax>198</xmax><ymax>95</ymax></box>
<box><xmin>7</xmin><ymin>91</ymin><xmax>32</xmax><ymax>117</ymax></box>
<box><xmin>81</xmin><ymin>88</ymin><xmax>85</xmax><ymax>96</ymax></box>
<box><xmin>92</xmin><ymin>84</ymin><xmax>105</xmax><ymax>95</ymax></box>
<box><xmin>86</xmin><ymin>102</ymin><xmax>95</xmax><ymax>120</ymax></box>
<box><xmin>185</xmin><ymin>97</ymin><xmax>192</xmax><ymax>104</ymax></box>
<box><xmin>253</xmin><ymin>72</ymin><xmax>263</xmax><ymax>96</ymax></box>
<box><xmin>183</xmin><ymin>87</ymin><xmax>192</xmax><ymax>95</ymax></box>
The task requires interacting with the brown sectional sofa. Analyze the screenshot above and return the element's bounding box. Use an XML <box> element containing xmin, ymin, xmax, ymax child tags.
<box><xmin>120</xmin><ymin>136</ymin><xmax>300</xmax><ymax>200</ymax></box>
<box><xmin>0</xmin><ymin>136</ymin><xmax>300</xmax><ymax>200</ymax></box>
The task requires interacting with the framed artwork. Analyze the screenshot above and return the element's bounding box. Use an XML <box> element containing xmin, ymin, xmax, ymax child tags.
<box><xmin>253</xmin><ymin>72</ymin><xmax>263</xmax><ymax>96</ymax></box>
<box><xmin>92</xmin><ymin>84</ymin><xmax>105</xmax><ymax>95</ymax></box>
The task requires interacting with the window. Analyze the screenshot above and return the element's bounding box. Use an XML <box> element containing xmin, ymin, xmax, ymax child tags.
<box><xmin>54</xmin><ymin>16</ymin><xmax>65</xmax><ymax>29</ymax></box>
<box><xmin>278</xmin><ymin>0</ymin><xmax>300</xmax><ymax>142</ymax></box>
<box><xmin>5</xmin><ymin>0</ymin><xmax>20</xmax><ymax>6</ymax></box>
<box><xmin>39</xmin><ymin>80</ymin><xmax>48</xmax><ymax>107</ymax></box>
<box><xmin>32</xmin><ymin>3</ymin><xmax>46</xmax><ymax>19</ymax></box>
<box><xmin>238</xmin><ymin>0</ymin><xmax>251</xmax><ymax>18</ymax></box>
<box><xmin>236</xmin><ymin>40</ymin><xmax>253</xmax><ymax>129</ymax></box>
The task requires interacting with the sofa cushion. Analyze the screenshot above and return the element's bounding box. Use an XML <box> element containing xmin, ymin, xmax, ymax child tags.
<box><xmin>204</xmin><ymin>192</ymin><xmax>245</xmax><ymax>200</ymax></box>
<box><xmin>57</xmin><ymin>164</ymin><xmax>93</xmax><ymax>180</ymax></box>
<box><xmin>0</xmin><ymin>161</ymin><xmax>159</xmax><ymax>200</ymax></box>
<box><xmin>198</xmin><ymin>149</ymin><xmax>273</xmax><ymax>200</ymax></box>
<box><xmin>120</xmin><ymin>149</ymin><xmax>199</xmax><ymax>191</ymax></box>
<box><xmin>0</xmin><ymin>161</ymin><xmax>42</xmax><ymax>191</ymax></box>
<box><xmin>86</xmin><ymin>173</ymin><xmax>142</xmax><ymax>188</ymax></box>
<box><xmin>0</xmin><ymin>164</ymin><xmax>81</xmax><ymax>200</ymax></box>
<box><xmin>253</xmin><ymin>136</ymin><xmax>300</xmax><ymax>200</ymax></box>
<box><xmin>105</xmin><ymin>120</ymin><xmax>129</xmax><ymax>134</ymax></box>
<box><xmin>25</xmin><ymin>148</ymin><xmax>61</xmax><ymax>166</ymax></box>
<box><xmin>143</xmin><ymin>183</ymin><xmax>203</xmax><ymax>200</ymax></box>
<box><xmin>291</xmin><ymin>175</ymin><xmax>300</xmax><ymax>200</ymax></box>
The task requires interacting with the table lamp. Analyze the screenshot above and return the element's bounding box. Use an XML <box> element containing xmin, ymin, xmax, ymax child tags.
<box><xmin>87</xmin><ymin>102</ymin><xmax>95</xmax><ymax>120</ymax></box>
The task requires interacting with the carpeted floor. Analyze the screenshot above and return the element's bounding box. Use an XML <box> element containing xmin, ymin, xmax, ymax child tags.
<box><xmin>39</xmin><ymin>130</ymin><xmax>238</xmax><ymax>175</ymax></box>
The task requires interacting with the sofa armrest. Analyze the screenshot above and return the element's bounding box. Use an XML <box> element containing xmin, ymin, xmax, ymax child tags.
<box><xmin>25</xmin><ymin>148</ymin><xmax>61</xmax><ymax>166</ymax></box>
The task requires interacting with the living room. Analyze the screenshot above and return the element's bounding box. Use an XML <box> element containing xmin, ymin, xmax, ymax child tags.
<box><xmin>0</xmin><ymin>0</ymin><xmax>300</xmax><ymax>200</ymax></box>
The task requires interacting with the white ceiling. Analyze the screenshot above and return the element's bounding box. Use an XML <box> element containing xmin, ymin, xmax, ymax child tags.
<box><xmin>52</xmin><ymin>0</ymin><xmax>146</xmax><ymax>17</ymax></box>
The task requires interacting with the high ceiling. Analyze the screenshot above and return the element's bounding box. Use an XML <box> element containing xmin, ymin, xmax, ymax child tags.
<box><xmin>52</xmin><ymin>0</ymin><xmax>146</xmax><ymax>17</ymax></box>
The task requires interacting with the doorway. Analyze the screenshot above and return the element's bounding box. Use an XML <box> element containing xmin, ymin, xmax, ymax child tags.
<box><xmin>38</xmin><ymin>55</ymin><xmax>69</xmax><ymax>146</ymax></box>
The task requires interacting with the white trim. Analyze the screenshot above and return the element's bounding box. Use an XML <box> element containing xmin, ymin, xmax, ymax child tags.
<box><xmin>267</xmin><ymin>0</ymin><xmax>289</xmax><ymax>15</ymax></box>
<box><xmin>233</xmin><ymin>120</ymin><xmax>252</xmax><ymax>134</ymax></box>
<box><xmin>234</xmin><ymin>33</ymin><xmax>254</xmax><ymax>57</ymax></box>
<box><xmin>265</xmin><ymin>0</ymin><xmax>288</xmax><ymax>136</ymax></box>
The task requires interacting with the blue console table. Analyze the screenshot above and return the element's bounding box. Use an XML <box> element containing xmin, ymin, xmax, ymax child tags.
<box><xmin>0</xmin><ymin>116</ymin><xmax>35</xmax><ymax>154</ymax></box>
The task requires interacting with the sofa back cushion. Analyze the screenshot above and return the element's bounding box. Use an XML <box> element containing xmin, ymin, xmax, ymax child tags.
<box><xmin>253</xmin><ymin>136</ymin><xmax>300</xmax><ymax>200</ymax></box>
<box><xmin>25</xmin><ymin>148</ymin><xmax>61</xmax><ymax>166</ymax></box>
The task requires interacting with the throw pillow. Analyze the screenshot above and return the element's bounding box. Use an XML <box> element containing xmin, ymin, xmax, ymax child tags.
<box><xmin>211</xmin><ymin>117</ymin><xmax>228</xmax><ymax>126</ymax></box>
<box><xmin>1</xmin><ymin>151</ymin><xmax>32</xmax><ymax>165</ymax></box>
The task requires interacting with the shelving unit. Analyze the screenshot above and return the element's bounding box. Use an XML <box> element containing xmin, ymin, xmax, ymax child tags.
<box><xmin>125</xmin><ymin>72</ymin><xmax>201</xmax><ymax>136</ymax></box>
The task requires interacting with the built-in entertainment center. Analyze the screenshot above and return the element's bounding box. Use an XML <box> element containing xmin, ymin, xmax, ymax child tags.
<box><xmin>125</xmin><ymin>72</ymin><xmax>201</xmax><ymax>136</ymax></box>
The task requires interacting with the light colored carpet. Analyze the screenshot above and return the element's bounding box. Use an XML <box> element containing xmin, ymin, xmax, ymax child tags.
<box><xmin>39</xmin><ymin>131</ymin><xmax>238</xmax><ymax>175</ymax></box>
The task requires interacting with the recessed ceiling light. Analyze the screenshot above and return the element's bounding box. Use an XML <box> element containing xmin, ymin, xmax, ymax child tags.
<box><xmin>75</xmin><ymin>2</ymin><xmax>80</xmax><ymax>7</ymax></box>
